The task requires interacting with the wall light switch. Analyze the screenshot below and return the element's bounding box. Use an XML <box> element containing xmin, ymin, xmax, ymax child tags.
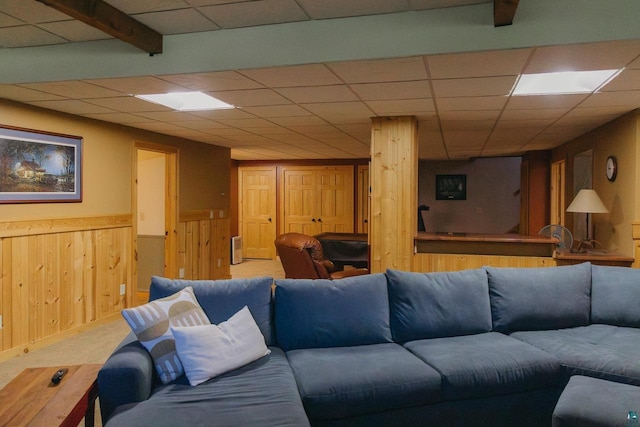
<box><xmin>217</xmin><ymin>258</ymin><xmax>222</xmax><ymax>267</ymax></box>
<box><xmin>0</xmin><ymin>315</ymin><xmax>3</xmax><ymax>330</ymax></box>
<box><xmin>120</xmin><ymin>284</ymin><xmax>126</xmax><ymax>296</ymax></box>
<box><xmin>179</xmin><ymin>268</ymin><xmax>185</xmax><ymax>278</ymax></box>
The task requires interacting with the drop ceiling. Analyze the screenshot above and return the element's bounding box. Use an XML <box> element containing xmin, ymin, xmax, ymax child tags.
<box><xmin>2</xmin><ymin>0</ymin><xmax>640</xmax><ymax>161</ymax></box>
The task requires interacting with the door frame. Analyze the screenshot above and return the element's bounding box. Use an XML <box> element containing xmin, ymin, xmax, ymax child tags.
<box><xmin>238</xmin><ymin>166</ymin><xmax>277</xmax><ymax>259</ymax></box>
<box><xmin>132</xmin><ymin>142</ymin><xmax>179</xmax><ymax>291</ymax></box>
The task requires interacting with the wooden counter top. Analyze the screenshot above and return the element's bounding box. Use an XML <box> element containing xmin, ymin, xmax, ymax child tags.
<box><xmin>415</xmin><ymin>232</ymin><xmax>558</xmax><ymax>257</ymax></box>
<box><xmin>555</xmin><ymin>250</ymin><xmax>634</xmax><ymax>267</ymax></box>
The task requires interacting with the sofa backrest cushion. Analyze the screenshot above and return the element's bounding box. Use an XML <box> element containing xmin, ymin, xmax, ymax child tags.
<box><xmin>386</xmin><ymin>268</ymin><xmax>492</xmax><ymax>342</ymax></box>
<box><xmin>150</xmin><ymin>276</ymin><xmax>275</xmax><ymax>346</ymax></box>
<box><xmin>274</xmin><ymin>273</ymin><xmax>392</xmax><ymax>351</ymax></box>
<box><xmin>486</xmin><ymin>262</ymin><xmax>592</xmax><ymax>333</ymax></box>
<box><xmin>592</xmin><ymin>265</ymin><xmax>640</xmax><ymax>327</ymax></box>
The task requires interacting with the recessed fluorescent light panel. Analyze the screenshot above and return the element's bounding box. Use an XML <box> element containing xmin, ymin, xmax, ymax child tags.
<box><xmin>512</xmin><ymin>69</ymin><xmax>621</xmax><ymax>96</ymax></box>
<box><xmin>135</xmin><ymin>91</ymin><xmax>234</xmax><ymax>111</ymax></box>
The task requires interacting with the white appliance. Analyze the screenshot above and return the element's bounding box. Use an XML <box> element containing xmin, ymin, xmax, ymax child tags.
<box><xmin>231</xmin><ymin>236</ymin><xmax>243</xmax><ymax>264</ymax></box>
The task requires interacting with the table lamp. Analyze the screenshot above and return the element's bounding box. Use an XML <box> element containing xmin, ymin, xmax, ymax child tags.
<box><xmin>566</xmin><ymin>189</ymin><xmax>609</xmax><ymax>252</ymax></box>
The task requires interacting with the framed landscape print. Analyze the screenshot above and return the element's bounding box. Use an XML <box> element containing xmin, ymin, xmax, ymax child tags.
<box><xmin>436</xmin><ymin>174</ymin><xmax>466</xmax><ymax>200</ymax></box>
<box><xmin>0</xmin><ymin>125</ymin><xmax>82</xmax><ymax>203</ymax></box>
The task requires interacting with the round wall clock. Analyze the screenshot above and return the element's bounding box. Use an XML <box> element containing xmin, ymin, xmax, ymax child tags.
<box><xmin>606</xmin><ymin>156</ymin><xmax>617</xmax><ymax>182</ymax></box>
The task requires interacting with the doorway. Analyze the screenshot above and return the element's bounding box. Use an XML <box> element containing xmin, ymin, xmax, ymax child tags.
<box><xmin>134</xmin><ymin>143</ymin><xmax>178</xmax><ymax>292</ymax></box>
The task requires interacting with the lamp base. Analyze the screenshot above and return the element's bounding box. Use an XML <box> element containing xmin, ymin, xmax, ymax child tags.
<box><xmin>573</xmin><ymin>239</ymin><xmax>604</xmax><ymax>253</ymax></box>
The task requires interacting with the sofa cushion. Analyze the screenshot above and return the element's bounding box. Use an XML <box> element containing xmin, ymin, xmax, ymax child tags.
<box><xmin>591</xmin><ymin>265</ymin><xmax>640</xmax><ymax>327</ymax></box>
<box><xmin>106</xmin><ymin>347</ymin><xmax>310</xmax><ymax>427</ymax></box>
<box><xmin>274</xmin><ymin>273</ymin><xmax>392</xmax><ymax>351</ymax></box>
<box><xmin>486</xmin><ymin>263</ymin><xmax>592</xmax><ymax>333</ymax></box>
<box><xmin>511</xmin><ymin>324</ymin><xmax>640</xmax><ymax>386</ymax></box>
<box><xmin>552</xmin><ymin>375</ymin><xmax>640</xmax><ymax>427</ymax></box>
<box><xmin>150</xmin><ymin>276</ymin><xmax>275</xmax><ymax>346</ymax></box>
<box><xmin>172</xmin><ymin>306</ymin><xmax>270</xmax><ymax>386</ymax></box>
<box><xmin>404</xmin><ymin>332</ymin><xmax>561</xmax><ymax>401</ymax></box>
<box><xmin>121</xmin><ymin>287</ymin><xmax>211</xmax><ymax>384</ymax></box>
<box><xmin>286</xmin><ymin>343</ymin><xmax>441</xmax><ymax>420</ymax></box>
<box><xmin>386</xmin><ymin>268</ymin><xmax>492</xmax><ymax>342</ymax></box>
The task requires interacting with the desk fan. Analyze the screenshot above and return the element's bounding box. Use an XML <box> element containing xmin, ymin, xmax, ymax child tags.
<box><xmin>538</xmin><ymin>224</ymin><xmax>573</xmax><ymax>251</ymax></box>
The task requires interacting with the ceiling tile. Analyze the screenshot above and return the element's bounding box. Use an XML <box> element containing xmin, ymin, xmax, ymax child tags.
<box><xmin>18</xmin><ymin>81</ymin><xmax>124</xmax><ymax>98</ymax></box>
<box><xmin>86</xmin><ymin>96</ymin><xmax>171</xmax><ymax>112</ymax></box>
<box><xmin>328</xmin><ymin>57</ymin><xmax>428</xmax><ymax>84</ymax></box>
<box><xmin>171</xmin><ymin>119</ymin><xmax>229</xmax><ymax>130</ymax></box>
<box><xmin>437</xmin><ymin>96</ymin><xmax>507</xmax><ymax>111</ymax></box>
<box><xmin>198</xmin><ymin>0</ymin><xmax>308</xmax><ymax>29</ymax></box>
<box><xmin>601</xmin><ymin>69</ymin><xmax>640</xmax><ymax>92</ymax></box>
<box><xmin>525</xmin><ymin>40</ymin><xmax>640</xmax><ymax>74</ymax></box>
<box><xmin>28</xmin><ymin>100</ymin><xmax>116</xmax><ymax>115</ymax></box>
<box><xmin>0</xmin><ymin>26</ymin><xmax>66</xmax><ymax>48</ymax></box>
<box><xmin>0</xmin><ymin>0</ymin><xmax>70</xmax><ymax>23</ymax></box>
<box><xmin>276</xmin><ymin>85</ymin><xmax>358</xmax><ymax>103</ymax></box>
<box><xmin>105</xmin><ymin>0</ymin><xmax>191</xmax><ymax>14</ymax></box>
<box><xmin>440</xmin><ymin>119</ymin><xmax>496</xmax><ymax>130</ymax></box>
<box><xmin>242</xmin><ymin>105</ymin><xmax>312</xmax><ymax>117</ymax></box>
<box><xmin>134</xmin><ymin>8</ymin><xmax>220</xmax><ymax>34</ymax></box>
<box><xmin>189</xmin><ymin>108</ymin><xmax>258</xmax><ymax>120</ymax></box>
<box><xmin>83</xmin><ymin>112</ymin><xmax>155</xmax><ymax>124</ymax></box>
<box><xmin>161</xmin><ymin>71</ymin><xmax>264</xmax><ymax>91</ymax></box>
<box><xmin>410</xmin><ymin>0</ymin><xmax>490</xmax><ymax>10</ymax></box>
<box><xmin>432</xmin><ymin>76</ymin><xmax>516</xmax><ymax>97</ymax></box>
<box><xmin>579</xmin><ymin>90</ymin><xmax>640</xmax><ymax>108</ymax></box>
<box><xmin>366</xmin><ymin>99</ymin><xmax>435</xmax><ymax>115</ymax></box>
<box><xmin>0</xmin><ymin>12</ymin><xmax>24</xmax><ymax>27</ymax></box>
<box><xmin>500</xmin><ymin>108</ymin><xmax>570</xmax><ymax>120</ymax></box>
<box><xmin>350</xmin><ymin>81</ymin><xmax>431</xmax><ymax>100</ymax></box>
<box><xmin>438</xmin><ymin>110</ymin><xmax>499</xmax><ymax>121</ymax></box>
<box><xmin>37</xmin><ymin>21</ymin><xmax>111</xmax><ymax>42</ymax></box>
<box><xmin>0</xmin><ymin>85</ymin><xmax>65</xmax><ymax>102</ymax></box>
<box><xmin>85</xmin><ymin>76</ymin><xmax>190</xmax><ymax>95</ymax></box>
<box><xmin>134</xmin><ymin>111</ymin><xmax>204</xmax><ymax>121</ymax></box>
<box><xmin>239</xmin><ymin>64</ymin><xmax>341</xmax><ymax>87</ymax></box>
<box><xmin>216</xmin><ymin>118</ymin><xmax>278</xmax><ymax>128</ymax></box>
<box><xmin>507</xmin><ymin>94</ymin><xmax>588</xmax><ymax>110</ymax></box>
<box><xmin>296</xmin><ymin>0</ymin><xmax>408</xmax><ymax>19</ymax></box>
<box><xmin>427</xmin><ymin>48</ymin><xmax>530</xmax><ymax>79</ymax></box>
<box><xmin>301</xmin><ymin>101</ymin><xmax>373</xmax><ymax>116</ymax></box>
<box><xmin>214</xmin><ymin>89</ymin><xmax>292</xmax><ymax>106</ymax></box>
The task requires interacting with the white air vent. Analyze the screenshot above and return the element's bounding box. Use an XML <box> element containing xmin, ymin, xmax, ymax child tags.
<box><xmin>231</xmin><ymin>236</ymin><xmax>243</xmax><ymax>265</ymax></box>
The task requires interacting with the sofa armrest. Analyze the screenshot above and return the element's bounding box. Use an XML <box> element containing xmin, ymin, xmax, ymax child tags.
<box><xmin>329</xmin><ymin>268</ymin><xmax>369</xmax><ymax>280</ymax></box>
<box><xmin>98</xmin><ymin>332</ymin><xmax>156</xmax><ymax>423</ymax></box>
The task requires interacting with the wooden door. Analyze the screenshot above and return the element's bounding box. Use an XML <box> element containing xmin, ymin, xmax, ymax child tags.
<box><xmin>316</xmin><ymin>167</ymin><xmax>354</xmax><ymax>233</ymax></box>
<box><xmin>280</xmin><ymin>166</ymin><xmax>354</xmax><ymax>235</ymax></box>
<box><xmin>281</xmin><ymin>168</ymin><xmax>319</xmax><ymax>234</ymax></box>
<box><xmin>357</xmin><ymin>165</ymin><xmax>369</xmax><ymax>233</ymax></box>
<box><xmin>240</xmin><ymin>167</ymin><xmax>276</xmax><ymax>259</ymax></box>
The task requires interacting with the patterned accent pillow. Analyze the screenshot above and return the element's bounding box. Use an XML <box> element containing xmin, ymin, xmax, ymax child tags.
<box><xmin>121</xmin><ymin>286</ymin><xmax>210</xmax><ymax>383</ymax></box>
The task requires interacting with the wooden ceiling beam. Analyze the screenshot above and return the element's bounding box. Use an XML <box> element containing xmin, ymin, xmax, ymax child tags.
<box><xmin>494</xmin><ymin>0</ymin><xmax>520</xmax><ymax>27</ymax></box>
<box><xmin>36</xmin><ymin>0</ymin><xmax>162</xmax><ymax>55</ymax></box>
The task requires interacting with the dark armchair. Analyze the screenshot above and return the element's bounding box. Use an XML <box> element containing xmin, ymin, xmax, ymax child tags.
<box><xmin>274</xmin><ymin>232</ymin><xmax>369</xmax><ymax>279</ymax></box>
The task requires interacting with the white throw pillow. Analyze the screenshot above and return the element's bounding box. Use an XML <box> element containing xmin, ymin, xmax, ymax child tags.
<box><xmin>121</xmin><ymin>286</ymin><xmax>210</xmax><ymax>384</ymax></box>
<box><xmin>171</xmin><ymin>306</ymin><xmax>271</xmax><ymax>386</ymax></box>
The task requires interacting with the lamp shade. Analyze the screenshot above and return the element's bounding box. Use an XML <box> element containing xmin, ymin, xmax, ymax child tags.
<box><xmin>566</xmin><ymin>189</ymin><xmax>609</xmax><ymax>213</ymax></box>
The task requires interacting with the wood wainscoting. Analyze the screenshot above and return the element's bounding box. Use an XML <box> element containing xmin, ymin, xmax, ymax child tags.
<box><xmin>412</xmin><ymin>253</ymin><xmax>557</xmax><ymax>272</ymax></box>
<box><xmin>0</xmin><ymin>215</ymin><xmax>132</xmax><ymax>355</ymax></box>
<box><xmin>178</xmin><ymin>211</ymin><xmax>230</xmax><ymax>280</ymax></box>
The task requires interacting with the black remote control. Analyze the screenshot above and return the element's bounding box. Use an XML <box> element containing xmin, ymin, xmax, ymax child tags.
<box><xmin>51</xmin><ymin>368</ymin><xmax>68</xmax><ymax>385</ymax></box>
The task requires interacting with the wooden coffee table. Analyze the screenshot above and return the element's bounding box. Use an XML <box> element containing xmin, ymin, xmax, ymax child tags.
<box><xmin>0</xmin><ymin>364</ymin><xmax>102</xmax><ymax>427</ymax></box>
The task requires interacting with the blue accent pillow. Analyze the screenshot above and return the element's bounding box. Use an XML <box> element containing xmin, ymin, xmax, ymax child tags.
<box><xmin>150</xmin><ymin>276</ymin><xmax>275</xmax><ymax>346</ymax></box>
<box><xmin>592</xmin><ymin>265</ymin><xmax>640</xmax><ymax>327</ymax></box>
<box><xmin>274</xmin><ymin>274</ymin><xmax>392</xmax><ymax>351</ymax></box>
<box><xmin>486</xmin><ymin>262</ymin><xmax>592</xmax><ymax>333</ymax></box>
<box><xmin>386</xmin><ymin>268</ymin><xmax>492</xmax><ymax>342</ymax></box>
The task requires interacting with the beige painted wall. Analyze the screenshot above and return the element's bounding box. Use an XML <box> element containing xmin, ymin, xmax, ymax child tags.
<box><xmin>554</xmin><ymin>110</ymin><xmax>639</xmax><ymax>256</ymax></box>
<box><xmin>0</xmin><ymin>99</ymin><xmax>230</xmax><ymax>220</ymax></box>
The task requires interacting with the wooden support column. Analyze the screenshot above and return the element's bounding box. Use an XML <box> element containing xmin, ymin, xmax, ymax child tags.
<box><xmin>369</xmin><ymin>117</ymin><xmax>418</xmax><ymax>273</ymax></box>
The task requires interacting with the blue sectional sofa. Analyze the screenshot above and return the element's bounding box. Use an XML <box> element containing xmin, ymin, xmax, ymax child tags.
<box><xmin>98</xmin><ymin>262</ymin><xmax>640</xmax><ymax>426</ymax></box>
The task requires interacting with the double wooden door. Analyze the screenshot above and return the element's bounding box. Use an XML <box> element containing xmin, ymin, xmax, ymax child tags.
<box><xmin>280</xmin><ymin>166</ymin><xmax>354</xmax><ymax>235</ymax></box>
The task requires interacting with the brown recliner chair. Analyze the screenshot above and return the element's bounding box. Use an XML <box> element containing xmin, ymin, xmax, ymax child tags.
<box><xmin>274</xmin><ymin>232</ymin><xmax>369</xmax><ymax>279</ymax></box>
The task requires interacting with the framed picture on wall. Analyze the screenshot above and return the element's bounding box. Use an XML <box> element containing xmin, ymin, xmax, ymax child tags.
<box><xmin>0</xmin><ymin>124</ymin><xmax>82</xmax><ymax>203</ymax></box>
<box><xmin>436</xmin><ymin>174</ymin><xmax>466</xmax><ymax>200</ymax></box>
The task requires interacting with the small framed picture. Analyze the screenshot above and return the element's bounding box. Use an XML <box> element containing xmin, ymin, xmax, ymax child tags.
<box><xmin>436</xmin><ymin>174</ymin><xmax>466</xmax><ymax>200</ymax></box>
<box><xmin>0</xmin><ymin>124</ymin><xmax>82</xmax><ymax>203</ymax></box>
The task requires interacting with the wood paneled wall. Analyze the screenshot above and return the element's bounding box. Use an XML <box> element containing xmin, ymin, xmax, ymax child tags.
<box><xmin>412</xmin><ymin>253</ymin><xmax>557</xmax><ymax>272</ymax></box>
<box><xmin>178</xmin><ymin>211</ymin><xmax>230</xmax><ymax>280</ymax></box>
<box><xmin>0</xmin><ymin>215</ymin><xmax>131</xmax><ymax>354</ymax></box>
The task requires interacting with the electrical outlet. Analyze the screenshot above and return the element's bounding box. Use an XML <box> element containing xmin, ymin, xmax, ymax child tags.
<box><xmin>119</xmin><ymin>284</ymin><xmax>126</xmax><ymax>296</ymax></box>
<box><xmin>179</xmin><ymin>268</ymin><xmax>185</xmax><ymax>278</ymax></box>
<box><xmin>217</xmin><ymin>258</ymin><xmax>222</xmax><ymax>267</ymax></box>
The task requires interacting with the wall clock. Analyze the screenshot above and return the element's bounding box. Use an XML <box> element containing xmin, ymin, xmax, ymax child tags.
<box><xmin>606</xmin><ymin>156</ymin><xmax>617</xmax><ymax>182</ymax></box>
